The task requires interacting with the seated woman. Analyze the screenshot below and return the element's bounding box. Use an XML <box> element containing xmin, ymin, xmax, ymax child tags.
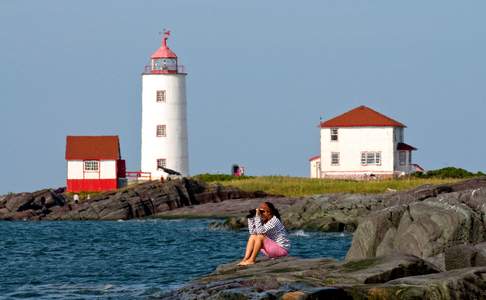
<box><xmin>238</xmin><ymin>202</ymin><xmax>290</xmax><ymax>266</ymax></box>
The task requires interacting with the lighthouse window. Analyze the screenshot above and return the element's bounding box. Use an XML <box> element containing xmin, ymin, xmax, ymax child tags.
<box><xmin>157</xmin><ymin>159</ymin><xmax>167</xmax><ymax>169</ymax></box>
<box><xmin>156</xmin><ymin>125</ymin><xmax>166</xmax><ymax>137</ymax></box>
<box><xmin>84</xmin><ymin>160</ymin><xmax>99</xmax><ymax>172</ymax></box>
<box><xmin>156</xmin><ymin>90</ymin><xmax>166</xmax><ymax>102</ymax></box>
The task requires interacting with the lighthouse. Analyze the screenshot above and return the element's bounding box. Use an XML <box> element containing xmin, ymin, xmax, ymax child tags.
<box><xmin>141</xmin><ymin>31</ymin><xmax>189</xmax><ymax>178</ymax></box>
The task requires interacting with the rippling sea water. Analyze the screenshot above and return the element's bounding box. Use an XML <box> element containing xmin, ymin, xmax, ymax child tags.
<box><xmin>0</xmin><ymin>220</ymin><xmax>352</xmax><ymax>299</ymax></box>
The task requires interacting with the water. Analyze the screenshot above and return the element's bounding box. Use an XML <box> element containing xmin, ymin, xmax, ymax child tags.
<box><xmin>0</xmin><ymin>220</ymin><xmax>352</xmax><ymax>299</ymax></box>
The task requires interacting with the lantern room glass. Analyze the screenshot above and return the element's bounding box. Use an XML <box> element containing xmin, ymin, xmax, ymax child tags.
<box><xmin>152</xmin><ymin>58</ymin><xmax>177</xmax><ymax>71</ymax></box>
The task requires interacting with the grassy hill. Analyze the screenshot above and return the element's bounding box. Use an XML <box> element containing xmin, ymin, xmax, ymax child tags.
<box><xmin>193</xmin><ymin>174</ymin><xmax>462</xmax><ymax>197</ymax></box>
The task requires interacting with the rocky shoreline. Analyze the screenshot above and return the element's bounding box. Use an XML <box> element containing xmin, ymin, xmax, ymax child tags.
<box><xmin>160</xmin><ymin>177</ymin><xmax>486</xmax><ymax>299</ymax></box>
<box><xmin>0</xmin><ymin>179</ymin><xmax>269</xmax><ymax>221</ymax></box>
<box><xmin>4</xmin><ymin>177</ymin><xmax>486</xmax><ymax>299</ymax></box>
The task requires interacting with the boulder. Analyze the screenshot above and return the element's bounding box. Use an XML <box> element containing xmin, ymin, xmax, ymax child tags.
<box><xmin>382</xmin><ymin>267</ymin><xmax>486</xmax><ymax>300</ymax></box>
<box><xmin>445</xmin><ymin>242</ymin><xmax>486</xmax><ymax>270</ymax></box>
<box><xmin>346</xmin><ymin>205</ymin><xmax>407</xmax><ymax>260</ymax></box>
<box><xmin>4</xmin><ymin>192</ymin><xmax>34</xmax><ymax>212</ymax></box>
<box><xmin>347</xmin><ymin>184</ymin><xmax>486</xmax><ymax>268</ymax></box>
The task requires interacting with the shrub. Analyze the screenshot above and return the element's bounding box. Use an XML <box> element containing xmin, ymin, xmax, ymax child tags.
<box><xmin>412</xmin><ymin>167</ymin><xmax>485</xmax><ymax>179</ymax></box>
<box><xmin>192</xmin><ymin>173</ymin><xmax>255</xmax><ymax>183</ymax></box>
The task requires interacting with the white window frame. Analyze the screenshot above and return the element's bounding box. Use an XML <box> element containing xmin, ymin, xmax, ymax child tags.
<box><xmin>330</xmin><ymin>128</ymin><xmax>338</xmax><ymax>141</ymax></box>
<box><xmin>361</xmin><ymin>152</ymin><xmax>382</xmax><ymax>166</ymax></box>
<box><xmin>156</xmin><ymin>125</ymin><xmax>166</xmax><ymax>137</ymax></box>
<box><xmin>331</xmin><ymin>152</ymin><xmax>340</xmax><ymax>166</ymax></box>
<box><xmin>83</xmin><ymin>160</ymin><xmax>99</xmax><ymax>172</ymax></box>
<box><xmin>399</xmin><ymin>151</ymin><xmax>407</xmax><ymax>166</ymax></box>
<box><xmin>157</xmin><ymin>158</ymin><xmax>167</xmax><ymax>169</ymax></box>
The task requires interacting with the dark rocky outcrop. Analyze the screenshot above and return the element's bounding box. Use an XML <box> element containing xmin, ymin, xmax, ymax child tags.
<box><xmin>163</xmin><ymin>254</ymin><xmax>486</xmax><ymax>300</ymax></box>
<box><xmin>0</xmin><ymin>179</ymin><xmax>270</xmax><ymax>221</ymax></box>
<box><xmin>346</xmin><ymin>178</ymin><xmax>486</xmax><ymax>271</ymax></box>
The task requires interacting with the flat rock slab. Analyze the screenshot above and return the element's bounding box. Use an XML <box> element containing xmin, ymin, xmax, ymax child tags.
<box><xmin>154</xmin><ymin>197</ymin><xmax>298</xmax><ymax>219</ymax></box>
<box><xmin>163</xmin><ymin>254</ymin><xmax>441</xmax><ymax>299</ymax></box>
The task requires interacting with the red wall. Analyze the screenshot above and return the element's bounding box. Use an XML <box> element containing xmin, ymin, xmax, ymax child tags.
<box><xmin>67</xmin><ymin>179</ymin><xmax>117</xmax><ymax>193</ymax></box>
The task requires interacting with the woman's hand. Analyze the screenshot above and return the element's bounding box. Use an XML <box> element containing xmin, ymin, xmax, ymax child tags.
<box><xmin>255</xmin><ymin>208</ymin><xmax>261</xmax><ymax>216</ymax></box>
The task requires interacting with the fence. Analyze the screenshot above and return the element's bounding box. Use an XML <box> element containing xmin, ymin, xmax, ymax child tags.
<box><xmin>126</xmin><ymin>171</ymin><xmax>152</xmax><ymax>183</ymax></box>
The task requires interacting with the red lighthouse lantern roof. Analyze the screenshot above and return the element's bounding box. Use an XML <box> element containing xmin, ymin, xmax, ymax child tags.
<box><xmin>151</xmin><ymin>30</ymin><xmax>177</xmax><ymax>59</ymax></box>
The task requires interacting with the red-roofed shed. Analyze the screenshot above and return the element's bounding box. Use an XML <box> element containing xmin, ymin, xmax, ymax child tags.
<box><xmin>65</xmin><ymin>136</ymin><xmax>126</xmax><ymax>193</ymax></box>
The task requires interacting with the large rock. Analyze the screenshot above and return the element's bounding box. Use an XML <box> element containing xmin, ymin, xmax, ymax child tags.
<box><xmin>346</xmin><ymin>180</ymin><xmax>486</xmax><ymax>271</ymax></box>
<box><xmin>445</xmin><ymin>242</ymin><xmax>486</xmax><ymax>270</ymax></box>
<box><xmin>281</xmin><ymin>194</ymin><xmax>388</xmax><ymax>232</ymax></box>
<box><xmin>381</xmin><ymin>267</ymin><xmax>486</xmax><ymax>300</ymax></box>
<box><xmin>346</xmin><ymin>205</ymin><xmax>407</xmax><ymax>260</ymax></box>
<box><xmin>163</xmin><ymin>254</ymin><xmax>441</xmax><ymax>299</ymax></box>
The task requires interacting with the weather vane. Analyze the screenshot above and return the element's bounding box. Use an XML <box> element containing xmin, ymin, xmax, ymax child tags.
<box><xmin>159</xmin><ymin>29</ymin><xmax>171</xmax><ymax>38</ymax></box>
<box><xmin>158</xmin><ymin>29</ymin><xmax>171</xmax><ymax>46</ymax></box>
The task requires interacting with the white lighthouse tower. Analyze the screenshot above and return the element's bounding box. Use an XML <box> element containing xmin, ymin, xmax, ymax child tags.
<box><xmin>141</xmin><ymin>31</ymin><xmax>189</xmax><ymax>178</ymax></box>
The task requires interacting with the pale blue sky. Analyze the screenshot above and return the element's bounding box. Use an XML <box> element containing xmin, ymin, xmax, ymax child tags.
<box><xmin>1</xmin><ymin>1</ymin><xmax>485</xmax><ymax>194</ymax></box>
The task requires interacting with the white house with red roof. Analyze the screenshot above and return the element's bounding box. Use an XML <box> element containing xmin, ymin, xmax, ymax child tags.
<box><xmin>65</xmin><ymin>136</ymin><xmax>126</xmax><ymax>192</ymax></box>
<box><xmin>309</xmin><ymin>106</ymin><xmax>419</xmax><ymax>179</ymax></box>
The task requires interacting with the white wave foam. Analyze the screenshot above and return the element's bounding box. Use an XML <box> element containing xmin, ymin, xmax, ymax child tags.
<box><xmin>290</xmin><ymin>230</ymin><xmax>310</xmax><ymax>237</ymax></box>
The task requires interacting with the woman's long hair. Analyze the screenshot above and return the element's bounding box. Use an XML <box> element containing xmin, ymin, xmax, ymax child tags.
<box><xmin>264</xmin><ymin>202</ymin><xmax>281</xmax><ymax>220</ymax></box>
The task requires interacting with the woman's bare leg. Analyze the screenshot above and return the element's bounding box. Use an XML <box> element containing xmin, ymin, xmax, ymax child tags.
<box><xmin>238</xmin><ymin>235</ymin><xmax>256</xmax><ymax>264</ymax></box>
<box><xmin>240</xmin><ymin>235</ymin><xmax>265</xmax><ymax>265</ymax></box>
<box><xmin>243</xmin><ymin>235</ymin><xmax>256</xmax><ymax>260</ymax></box>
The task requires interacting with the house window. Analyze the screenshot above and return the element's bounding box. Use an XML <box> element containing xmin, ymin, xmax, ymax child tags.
<box><xmin>84</xmin><ymin>160</ymin><xmax>99</xmax><ymax>172</ymax></box>
<box><xmin>157</xmin><ymin>159</ymin><xmax>167</xmax><ymax>169</ymax></box>
<box><xmin>399</xmin><ymin>151</ymin><xmax>407</xmax><ymax>165</ymax></box>
<box><xmin>156</xmin><ymin>90</ymin><xmax>166</xmax><ymax>102</ymax></box>
<box><xmin>361</xmin><ymin>152</ymin><xmax>381</xmax><ymax>166</ymax></box>
<box><xmin>156</xmin><ymin>125</ymin><xmax>166</xmax><ymax>137</ymax></box>
<box><xmin>331</xmin><ymin>152</ymin><xmax>340</xmax><ymax>165</ymax></box>
<box><xmin>330</xmin><ymin>128</ymin><xmax>338</xmax><ymax>141</ymax></box>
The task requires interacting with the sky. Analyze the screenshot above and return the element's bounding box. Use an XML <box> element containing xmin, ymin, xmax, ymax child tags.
<box><xmin>1</xmin><ymin>1</ymin><xmax>485</xmax><ymax>194</ymax></box>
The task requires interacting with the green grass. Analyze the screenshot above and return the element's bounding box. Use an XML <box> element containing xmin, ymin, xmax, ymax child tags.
<box><xmin>196</xmin><ymin>176</ymin><xmax>463</xmax><ymax>197</ymax></box>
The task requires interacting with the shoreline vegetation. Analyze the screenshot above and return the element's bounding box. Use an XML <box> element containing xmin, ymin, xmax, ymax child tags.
<box><xmin>212</xmin><ymin>176</ymin><xmax>461</xmax><ymax>197</ymax></box>
<box><xmin>192</xmin><ymin>167</ymin><xmax>484</xmax><ymax>197</ymax></box>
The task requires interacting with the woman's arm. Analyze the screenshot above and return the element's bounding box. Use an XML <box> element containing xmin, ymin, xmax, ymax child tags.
<box><xmin>247</xmin><ymin>217</ymin><xmax>257</xmax><ymax>234</ymax></box>
<box><xmin>253</xmin><ymin>215</ymin><xmax>279</xmax><ymax>234</ymax></box>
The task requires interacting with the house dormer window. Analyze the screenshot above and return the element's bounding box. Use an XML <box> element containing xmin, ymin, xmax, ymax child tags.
<box><xmin>331</xmin><ymin>128</ymin><xmax>338</xmax><ymax>141</ymax></box>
